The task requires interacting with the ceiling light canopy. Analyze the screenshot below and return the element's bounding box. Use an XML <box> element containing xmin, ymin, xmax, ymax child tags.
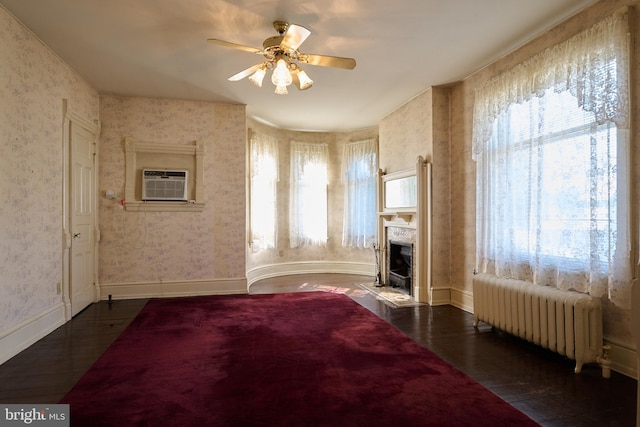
<box><xmin>208</xmin><ymin>21</ymin><xmax>355</xmax><ymax>95</ymax></box>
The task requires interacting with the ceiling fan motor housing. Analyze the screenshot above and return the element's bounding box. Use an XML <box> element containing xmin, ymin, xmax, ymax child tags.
<box><xmin>263</xmin><ymin>35</ymin><xmax>284</xmax><ymax>50</ymax></box>
<box><xmin>273</xmin><ymin>21</ymin><xmax>289</xmax><ymax>35</ymax></box>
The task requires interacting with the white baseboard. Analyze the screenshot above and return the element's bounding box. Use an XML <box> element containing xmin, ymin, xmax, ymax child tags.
<box><xmin>430</xmin><ymin>287</ymin><xmax>474</xmax><ymax>313</ymax></box>
<box><xmin>99</xmin><ymin>277</ymin><xmax>249</xmax><ymax>300</ymax></box>
<box><xmin>605</xmin><ymin>336</ymin><xmax>637</xmax><ymax>379</ymax></box>
<box><xmin>246</xmin><ymin>261</ymin><xmax>375</xmax><ymax>286</ymax></box>
<box><xmin>449</xmin><ymin>288</ymin><xmax>474</xmax><ymax>313</ymax></box>
<box><xmin>430</xmin><ymin>287</ymin><xmax>451</xmax><ymax>306</ymax></box>
<box><xmin>0</xmin><ymin>303</ymin><xmax>66</xmax><ymax>365</ymax></box>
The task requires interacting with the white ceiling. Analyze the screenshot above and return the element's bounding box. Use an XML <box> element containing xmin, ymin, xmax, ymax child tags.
<box><xmin>1</xmin><ymin>0</ymin><xmax>596</xmax><ymax>132</ymax></box>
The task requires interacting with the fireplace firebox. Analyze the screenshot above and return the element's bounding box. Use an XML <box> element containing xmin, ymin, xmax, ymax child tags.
<box><xmin>388</xmin><ymin>240</ymin><xmax>413</xmax><ymax>295</ymax></box>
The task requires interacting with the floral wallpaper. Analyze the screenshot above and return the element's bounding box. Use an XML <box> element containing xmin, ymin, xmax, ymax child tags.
<box><xmin>378</xmin><ymin>90</ymin><xmax>431</xmax><ymax>174</ymax></box>
<box><xmin>378</xmin><ymin>88</ymin><xmax>452</xmax><ymax>293</ymax></box>
<box><xmin>0</xmin><ymin>7</ymin><xmax>99</xmax><ymax>334</ymax></box>
<box><xmin>99</xmin><ymin>96</ymin><xmax>247</xmax><ymax>284</ymax></box>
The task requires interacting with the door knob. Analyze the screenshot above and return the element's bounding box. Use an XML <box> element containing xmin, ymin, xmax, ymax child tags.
<box><xmin>73</xmin><ymin>233</ymin><xmax>81</xmax><ymax>238</ymax></box>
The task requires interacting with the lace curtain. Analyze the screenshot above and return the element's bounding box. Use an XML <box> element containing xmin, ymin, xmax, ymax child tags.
<box><xmin>341</xmin><ymin>138</ymin><xmax>378</xmax><ymax>248</ymax></box>
<box><xmin>289</xmin><ymin>142</ymin><xmax>328</xmax><ymax>247</ymax></box>
<box><xmin>472</xmin><ymin>8</ymin><xmax>632</xmax><ymax>308</ymax></box>
<box><xmin>472</xmin><ymin>8</ymin><xmax>630</xmax><ymax>153</ymax></box>
<box><xmin>249</xmin><ymin>131</ymin><xmax>278</xmax><ymax>250</ymax></box>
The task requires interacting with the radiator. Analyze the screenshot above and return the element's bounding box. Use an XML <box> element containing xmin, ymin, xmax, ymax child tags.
<box><xmin>472</xmin><ymin>273</ymin><xmax>606</xmax><ymax>375</ymax></box>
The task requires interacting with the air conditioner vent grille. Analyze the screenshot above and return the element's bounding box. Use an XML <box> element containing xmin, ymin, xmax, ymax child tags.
<box><xmin>142</xmin><ymin>169</ymin><xmax>188</xmax><ymax>201</ymax></box>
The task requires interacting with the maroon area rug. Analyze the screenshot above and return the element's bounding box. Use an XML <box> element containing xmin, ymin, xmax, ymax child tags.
<box><xmin>60</xmin><ymin>292</ymin><xmax>537</xmax><ymax>426</ymax></box>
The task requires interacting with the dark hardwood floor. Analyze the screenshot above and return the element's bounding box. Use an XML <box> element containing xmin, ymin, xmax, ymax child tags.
<box><xmin>0</xmin><ymin>274</ymin><xmax>636</xmax><ymax>426</ymax></box>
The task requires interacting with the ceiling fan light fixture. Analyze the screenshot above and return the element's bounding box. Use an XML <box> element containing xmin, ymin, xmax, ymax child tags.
<box><xmin>272</xmin><ymin>59</ymin><xmax>292</xmax><ymax>90</ymax></box>
<box><xmin>209</xmin><ymin>21</ymin><xmax>356</xmax><ymax>94</ymax></box>
<box><xmin>296</xmin><ymin>69</ymin><xmax>313</xmax><ymax>90</ymax></box>
<box><xmin>274</xmin><ymin>84</ymin><xmax>289</xmax><ymax>95</ymax></box>
<box><xmin>248</xmin><ymin>66</ymin><xmax>266</xmax><ymax>87</ymax></box>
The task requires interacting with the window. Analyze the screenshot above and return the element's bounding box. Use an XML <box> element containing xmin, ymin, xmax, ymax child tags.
<box><xmin>289</xmin><ymin>142</ymin><xmax>328</xmax><ymax>247</ymax></box>
<box><xmin>249</xmin><ymin>131</ymin><xmax>278</xmax><ymax>250</ymax></box>
<box><xmin>123</xmin><ymin>137</ymin><xmax>205</xmax><ymax>212</ymax></box>
<box><xmin>472</xmin><ymin>9</ymin><xmax>631</xmax><ymax>307</ymax></box>
<box><xmin>342</xmin><ymin>138</ymin><xmax>377</xmax><ymax>248</ymax></box>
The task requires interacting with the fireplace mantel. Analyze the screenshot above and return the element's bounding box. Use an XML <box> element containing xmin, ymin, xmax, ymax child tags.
<box><xmin>378</xmin><ymin>210</ymin><xmax>416</xmax><ymax>223</ymax></box>
<box><xmin>377</xmin><ymin>157</ymin><xmax>431</xmax><ymax>304</ymax></box>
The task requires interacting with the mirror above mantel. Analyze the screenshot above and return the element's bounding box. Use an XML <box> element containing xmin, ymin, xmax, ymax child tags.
<box><xmin>379</xmin><ymin>169</ymin><xmax>417</xmax><ymax>222</ymax></box>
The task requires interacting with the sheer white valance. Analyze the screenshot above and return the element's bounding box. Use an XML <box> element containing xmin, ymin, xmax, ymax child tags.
<box><xmin>472</xmin><ymin>7</ymin><xmax>630</xmax><ymax>159</ymax></box>
<box><xmin>340</xmin><ymin>138</ymin><xmax>378</xmax><ymax>184</ymax></box>
<box><xmin>250</xmin><ymin>131</ymin><xmax>279</xmax><ymax>180</ymax></box>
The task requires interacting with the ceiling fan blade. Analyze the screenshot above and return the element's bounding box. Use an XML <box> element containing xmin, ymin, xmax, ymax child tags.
<box><xmin>207</xmin><ymin>38</ymin><xmax>263</xmax><ymax>54</ymax></box>
<box><xmin>301</xmin><ymin>54</ymin><xmax>356</xmax><ymax>70</ymax></box>
<box><xmin>280</xmin><ymin>24</ymin><xmax>311</xmax><ymax>51</ymax></box>
<box><xmin>228</xmin><ymin>63</ymin><xmax>263</xmax><ymax>81</ymax></box>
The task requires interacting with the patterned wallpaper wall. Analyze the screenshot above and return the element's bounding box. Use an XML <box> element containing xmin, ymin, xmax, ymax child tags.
<box><xmin>378</xmin><ymin>88</ymin><xmax>452</xmax><ymax>294</ymax></box>
<box><xmin>99</xmin><ymin>96</ymin><xmax>247</xmax><ymax>284</ymax></box>
<box><xmin>0</xmin><ymin>7</ymin><xmax>99</xmax><ymax>333</ymax></box>
<box><xmin>379</xmin><ymin>90</ymin><xmax>431</xmax><ymax>174</ymax></box>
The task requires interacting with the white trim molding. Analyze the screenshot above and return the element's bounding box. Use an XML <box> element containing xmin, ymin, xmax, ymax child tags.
<box><xmin>123</xmin><ymin>138</ymin><xmax>205</xmax><ymax>212</ymax></box>
<box><xmin>604</xmin><ymin>337</ymin><xmax>637</xmax><ymax>380</ymax></box>
<box><xmin>0</xmin><ymin>303</ymin><xmax>66</xmax><ymax>365</ymax></box>
<box><xmin>449</xmin><ymin>288</ymin><xmax>474</xmax><ymax>313</ymax></box>
<box><xmin>247</xmin><ymin>261</ymin><xmax>375</xmax><ymax>286</ymax></box>
<box><xmin>62</xmin><ymin>99</ymin><xmax>101</xmax><ymax>321</ymax></box>
<box><xmin>99</xmin><ymin>278</ymin><xmax>248</xmax><ymax>300</ymax></box>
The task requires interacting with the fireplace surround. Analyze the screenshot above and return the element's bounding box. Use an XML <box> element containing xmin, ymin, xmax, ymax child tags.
<box><xmin>377</xmin><ymin>157</ymin><xmax>431</xmax><ymax>303</ymax></box>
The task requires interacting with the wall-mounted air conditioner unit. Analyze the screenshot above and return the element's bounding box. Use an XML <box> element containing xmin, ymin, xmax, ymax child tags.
<box><xmin>142</xmin><ymin>169</ymin><xmax>188</xmax><ymax>201</ymax></box>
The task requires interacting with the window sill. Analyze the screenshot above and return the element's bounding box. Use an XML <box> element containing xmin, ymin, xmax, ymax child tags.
<box><xmin>125</xmin><ymin>201</ymin><xmax>205</xmax><ymax>212</ymax></box>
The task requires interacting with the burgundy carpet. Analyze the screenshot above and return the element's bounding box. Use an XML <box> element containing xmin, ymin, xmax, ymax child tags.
<box><xmin>60</xmin><ymin>292</ymin><xmax>538</xmax><ymax>426</ymax></box>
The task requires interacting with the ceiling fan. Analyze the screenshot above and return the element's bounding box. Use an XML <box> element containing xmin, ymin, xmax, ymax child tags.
<box><xmin>208</xmin><ymin>21</ymin><xmax>356</xmax><ymax>94</ymax></box>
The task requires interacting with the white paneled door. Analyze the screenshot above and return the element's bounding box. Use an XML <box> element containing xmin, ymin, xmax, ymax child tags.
<box><xmin>69</xmin><ymin>121</ymin><xmax>96</xmax><ymax>316</ymax></box>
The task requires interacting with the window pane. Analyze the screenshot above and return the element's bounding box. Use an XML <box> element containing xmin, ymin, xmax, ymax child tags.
<box><xmin>250</xmin><ymin>133</ymin><xmax>278</xmax><ymax>250</ymax></box>
<box><xmin>479</xmin><ymin>87</ymin><xmax>620</xmax><ymax>289</ymax></box>
<box><xmin>342</xmin><ymin>139</ymin><xmax>377</xmax><ymax>248</ymax></box>
<box><xmin>290</xmin><ymin>142</ymin><xmax>328</xmax><ymax>247</ymax></box>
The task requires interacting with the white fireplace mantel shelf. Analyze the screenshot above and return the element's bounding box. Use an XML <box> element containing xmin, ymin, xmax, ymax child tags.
<box><xmin>378</xmin><ymin>210</ymin><xmax>416</xmax><ymax>223</ymax></box>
